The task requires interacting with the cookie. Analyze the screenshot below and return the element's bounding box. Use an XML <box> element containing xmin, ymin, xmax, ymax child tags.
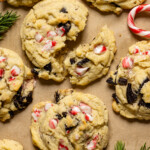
<box><xmin>107</xmin><ymin>41</ymin><xmax>150</xmax><ymax>120</ymax></box>
<box><xmin>20</xmin><ymin>0</ymin><xmax>88</xmax><ymax>82</ymax></box>
<box><xmin>30</xmin><ymin>89</ymin><xmax>108</xmax><ymax>150</ymax></box>
<box><xmin>0</xmin><ymin>47</ymin><xmax>35</xmax><ymax>122</ymax></box>
<box><xmin>0</xmin><ymin>139</ymin><xmax>23</xmax><ymax>150</ymax></box>
<box><xmin>64</xmin><ymin>26</ymin><xmax>116</xmax><ymax>86</ymax></box>
<box><xmin>85</xmin><ymin>0</ymin><xmax>146</xmax><ymax>15</ymax></box>
<box><xmin>7</xmin><ymin>0</ymin><xmax>40</xmax><ymax>7</ymax></box>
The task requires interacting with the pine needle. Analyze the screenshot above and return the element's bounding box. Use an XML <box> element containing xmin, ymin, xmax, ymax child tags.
<box><xmin>0</xmin><ymin>11</ymin><xmax>19</xmax><ymax>39</ymax></box>
<box><xmin>140</xmin><ymin>143</ymin><xmax>150</xmax><ymax>150</ymax></box>
<box><xmin>115</xmin><ymin>141</ymin><xmax>126</xmax><ymax>150</ymax></box>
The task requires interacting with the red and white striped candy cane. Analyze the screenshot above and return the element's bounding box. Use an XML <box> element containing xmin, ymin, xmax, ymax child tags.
<box><xmin>128</xmin><ymin>4</ymin><xmax>150</xmax><ymax>39</ymax></box>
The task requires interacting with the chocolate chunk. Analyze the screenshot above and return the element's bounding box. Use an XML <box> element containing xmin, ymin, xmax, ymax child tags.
<box><xmin>55</xmin><ymin>91</ymin><xmax>60</xmax><ymax>103</ymax></box>
<box><xmin>26</xmin><ymin>92</ymin><xmax>33</xmax><ymax>104</ymax></box>
<box><xmin>44</xmin><ymin>63</ymin><xmax>52</xmax><ymax>72</ymax></box>
<box><xmin>118</xmin><ymin>78</ymin><xmax>127</xmax><ymax>85</ymax></box>
<box><xmin>138</xmin><ymin>78</ymin><xmax>149</xmax><ymax>93</ymax></box>
<box><xmin>9</xmin><ymin>111</ymin><xmax>14</xmax><ymax>118</ymax></box>
<box><xmin>60</xmin><ymin>7</ymin><xmax>68</xmax><ymax>13</ymax></box>
<box><xmin>56</xmin><ymin>114</ymin><xmax>63</xmax><ymax>120</ymax></box>
<box><xmin>138</xmin><ymin>99</ymin><xmax>150</xmax><ymax>108</ymax></box>
<box><xmin>126</xmin><ymin>83</ymin><xmax>137</xmax><ymax>104</ymax></box>
<box><xmin>114</xmin><ymin>71</ymin><xmax>118</xmax><ymax>75</ymax></box>
<box><xmin>106</xmin><ymin>77</ymin><xmax>116</xmax><ymax>85</ymax></box>
<box><xmin>62</xmin><ymin>112</ymin><xmax>67</xmax><ymax>117</ymax></box>
<box><xmin>31</xmin><ymin>68</ymin><xmax>39</xmax><ymax>76</ymax></box>
<box><xmin>112</xmin><ymin>93</ymin><xmax>119</xmax><ymax>103</ymax></box>
<box><xmin>65</xmin><ymin>123</ymin><xmax>78</xmax><ymax>132</ymax></box>
<box><xmin>77</xmin><ymin>58</ymin><xmax>90</xmax><ymax>67</ymax></box>
<box><xmin>58</xmin><ymin>21</ymin><xmax>71</xmax><ymax>34</ymax></box>
<box><xmin>70</xmin><ymin>58</ymin><xmax>76</xmax><ymax>64</ymax></box>
<box><xmin>110</xmin><ymin>2</ymin><xmax>120</xmax><ymax>7</ymax></box>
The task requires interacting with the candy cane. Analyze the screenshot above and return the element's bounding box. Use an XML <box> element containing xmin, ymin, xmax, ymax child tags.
<box><xmin>128</xmin><ymin>4</ymin><xmax>150</xmax><ymax>39</ymax></box>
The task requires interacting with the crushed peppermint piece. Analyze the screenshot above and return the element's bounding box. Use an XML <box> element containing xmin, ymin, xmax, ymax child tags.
<box><xmin>94</xmin><ymin>45</ymin><xmax>106</xmax><ymax>54</ymax></box>
<box><xmin>85</xmin><ymin>114</ymin><xmax>93</xmax><ymax>122</ymax></box>
<box><xmin>44</xmin><ymin>103</ymin><xmax>53</xmax><ymax>111</ymax></box>
<box><xmin>58</xmin><ymin>142</ymin><xmax>68</xmax><ymax>150</ymax></box>
<box><xmin>42</xmin><ymin>40</ymin><xmax>56</xmax><ymax>51</ymax></box>
<box><xmin>11</xmin><ymin>65</ymin><xmax>20</xmax><ymax>76</ymax></box>
<box><xmin>70</xmin><ymin>106</ymin><xmax>81</xmax><ymax>115</ymax></box>
<box><xmin>47</xmin><ymin>31</ymin><xmax>57</xmax><ymax>37</ymax></box>
<box><xmin>0</xmin><ymin>69</ymin><xmax>4</xmax><ymax>78</ymax></box>
<box><xmin>35</xmin><ymin>32</ymin><xmax>44</xmax><ymax>43</ymax></box>
<box><xmin>145</xmin><ymin>50</ymin><xmax>150</xmax><ymax>56</ymax></box>
<box><xmin>87</xmin><ymin>135</ymin><xmax>99</xmax><ymax>150</ymax></box>
<box><xmin>122</xmin><ymin>57</ymin><xmax>134</xmax><ymax>69</ymax></box>
<box><xmin>32</xmin><ymin>108</ymin><xmax>41</xmax><ymax>122</ymax></box>
<box><xmin>134</xmin><ymin>46</ymin><xmax>140</xmax><ymax>54</ymax></box>
<box><xmin>76</xmin><ymin>67</ymin><xmax>89</xmax><ymax>76</ymax></box>
<box><xmin>49</xmin><ymin>119</ymin><xmax>58</xmax><ymax>129</ymax></box>
<box><xmin>56</xmin><ymin>27</ymin><xmax>65</xmax><ymax>37</ymax></box>
<box><xmin>79</xmin><ymin>103</ymin><xmax>92</xmax><ymax>114</ymax></box>
<box><xmin>8</xmin><ymin>76</ymin><xmax>15</xmax><ymax>82</ymax></box>
<box><xmin>0</xmin><ymin>56</ymin><xmax>6</xmax><ymax>63</ymax></box>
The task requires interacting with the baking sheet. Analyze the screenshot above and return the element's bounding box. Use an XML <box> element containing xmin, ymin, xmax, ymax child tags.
<box><xmin>0</xmin><ymin>0</ymin><xmax>150</xmax><ymax>149</ymax></box>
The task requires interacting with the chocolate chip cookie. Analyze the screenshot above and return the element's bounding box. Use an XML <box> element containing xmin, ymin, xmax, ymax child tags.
<box><xmin>21</xmin><ymin>0</ymin><xmax>88</xmax><ymax>82</ymax></box>
<box><xmin>64</xmin><ymin>26</ymin><xmax>116</xmax><ymax>86</ymax></box>
<box><xmin>0</xmin><ymin>47</ymin><xmax>35</xmax><ymax>122</ymax></box>
<box><xmin>30</xmin><ymin>89</ymin><xmax>108</xmax><ymax>150</ymax></box>
<box><xmin>107</xmin><ymin>41</ymin><xmax>150</xmax><ymax>120</ymax></box>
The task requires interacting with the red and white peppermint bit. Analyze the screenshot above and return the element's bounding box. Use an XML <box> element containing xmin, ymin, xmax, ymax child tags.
<box><xmin>35</xmin><ymin>32</ymin><xmax>44</xmax><ymax>43</ymax></box>
<box><xmin>94</xmin><ymin>45</ymin><xmax>106</xmax><ymax>54</ymax></box>
<box><xmin>56</xmin><ymin>27</ymin><xmax>65</xmax><ymax>37</ymax></box>
<box><xmin>70</xmin><ymin>106</ymin><xmax>81</xmax><ymax>115</ymax></box>
<box><xmin>8</xmin><ymin>76</ymin><xmax>15</xmax><ymax>82</ymax></box>
<box><xmin>134</xmin><ymin>46</ymin><xmax>140</xmax><ymax>54</ymax></box>
<box><xmin>11</xmin><ymin>65</ymin><xmax>20</xmax><ymax>76</ymax></box>
<box><xmin>122</xmin><ymin>57</ymin><xmax>134</xmax><ymax>69</ymax></box>
<box><xmin>58</xmin><ymin>142</ymin><xmax>68</xmax><ymax>150</ymax></box>
<box><xmin>145</xmin><ymin>50</ymin><xmax>150</xmax><ymax>56</ymax></box>
<box><xmin>0</xmin><ymin>69</ymin><xmax>4</xmax><ymax>78</ymax></box>
<box><xmin>0</xmin><ymin>56</ymin><xmax>6</xmax><ymax>63</ymax></box>
<box><xmin>49</xmin><ymin>119</ymin><xmax>58</xmax><ymax>129</ymax></box>
<box><xmin>44</xmin><ymin>103</ymin><xmax>53</xmax><ymax>111</ymax></box>
<box><xmin>87</xmin><ymin>136</ymin><xmax>99</xmax><ymax>150</ymax></box>
<box><xmin>42</xmin><ymin>40</ymin><xmax>56</xmax><ymax>51</ymax></box>
<box><xmin>79</xmin><ymin>103</ymin><xmax>92</xmax><ymax>114</ymax></box>
<box><xmin>32</xmin><ymin>108</ymin><xmax>41</xmax><ymax>122</ymax></box>
<box><xmin>128</xmin><ymin>4</ymin><xmax>150</xmax><ymax>39</ymax></box>
<box><xmin>85</xmin><ymin>114</ymin><xmax>93</xmax><ymax>122</ymax></box>
<box><xmin>76</xmin><ymin>67</ymin><xmax>89</xmax><ymax>76</ymax></box>
<box><xmin>47</xmin><ymin>31</ymin><xmax>57</xmax><ymax>37</ymax></box>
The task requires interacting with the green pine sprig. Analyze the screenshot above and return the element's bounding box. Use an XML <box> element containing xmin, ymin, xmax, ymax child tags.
<box><xmin>0</xmin><ymin>11</ymin><xmax>19</xmax><ymax>39</ymax></box>
<box><xmin>115</xmin><ymin>141</ymin><xmax>150</xmax><ymax>150</ymax></box>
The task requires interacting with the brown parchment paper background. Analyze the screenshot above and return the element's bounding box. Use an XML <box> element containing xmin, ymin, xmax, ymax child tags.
<box><xmin>1</xmin><ymin>0</ymin><xmax>150</xmax><ymax>149</ymax></box>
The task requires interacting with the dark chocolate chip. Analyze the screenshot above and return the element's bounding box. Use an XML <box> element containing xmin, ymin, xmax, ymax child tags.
<box><xmin>70</xmin><ymin>58</ymin><xmax>76</xmax><ymax>64</ymax></box>
<box><xmin>62</xmin><ymin>112</ymin><xmax>67</xmax><ymax>117</ymax></box>
<box><xmin>138</xmin><ymin>78</ymin><xmax>149</xmax><ymax>93</ymax></box>
<box><xmin>77</xmin><ymin>58</ymin><xmax>90</xmax><ymax>67</ymax></box>
<box><xmin>110</xmin><ymin>2</ymin><xmax>120</xmax><ymax>7</ymax></box>
<box><xmin>126</xmin><ymin>83</ymin><xmax>137</xmax><ymax>104</ymax></box>
<box><xmin>31</xmin><ymin>68</ymin><xmax>39</xmax><ymax>76</ymax></box>
<box><xmin>9</xmin><ymin>111</ymin><xmax>14</xmax><ymax>118</ymax></box>
<box><xmin>55</xmin><ymin>91</ymin><xmax>60</xmax><ymax>103</ymax></box>
<box><xmin>26</xmin><ymin>92</ymin><xmax>33</xmax><ymax>104</ymax></box>
<box><xmin>118</xmin><ymin>78</ymin><xmax>127</xmax><ymax>85</ymax></box>
<box><xmin>56</xmin><ymin>114</ymin><xmax>63</xmax><ymax>120</ymax></box>
<box><xmin>138</xmin><ymin>99</ymin><xmax>150</xmax><ymax>109</ymax></box>
<box><xmin>65</xmin><ymin>123</ymin><xmax>78</xmax><ymax>132</ymax></box>
<box><xmin>114</xmin><ymin>71</ymin><xmax>118</xmax><ymax>75</ymax></box>
<box><xmin>58</xmin><ymin>21</ymin><xmax>71</xmax><ymax>34</ymax></box>
<box><xmin>112</xmin><ymin>93</ymin><xmax>119</xmax><ymax>103</ymax></box>
<box><xmin>44</xmin><ymin>63</ymin><xmax>52</xmax><ymax>72</ymax></box>
<box><xmin>53</xmin><ymin>73</ymin><xmax>57</xmax><ymax>76</ymax></box>
<box><xmin>106</xmin><ymin>77</ymin><xmax>116</xmax><ymax>85</ymax></box>
<box><xmin>60</xmin><ymin>7</ymin><xmax>68</xmax><ymax>13</ymax></box>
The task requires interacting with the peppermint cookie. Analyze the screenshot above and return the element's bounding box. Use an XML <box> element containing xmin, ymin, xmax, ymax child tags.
<box><xmin>21</xmin><ymin>0</ymin><xmax>88</xmax><ymax>82</ymax></box>
<box><xmin>64</xmin><ymin>26</ymin><xmax>116</xmax><ymax>86</ymax></box>
<box><xmin>7</xmin><ymin>0</ymin><xmax>40</xmax><ymax>7</ymax></box>
<box><xmin>107</xmin><ymin>41</ymin><xmax>150</xmax><ymax>120</ymax></box>
<box><xmin>85</xmin><ymin>0</ymin><xmax>146</xmax><ymax>15</ymax></box>
<box><xmin>31</xmin><ymin>89</ymin><xmax>108</xmax><ymax>150</ymax></box>
<box><xmin>0</xmin><ymin>139</ymin><xmax>23</xmax><ymax>150</ymax></box>
<box><xmin>0</xmin><ymin>47</ymin><xmax>35</xmax><ymax>122</ymax></box>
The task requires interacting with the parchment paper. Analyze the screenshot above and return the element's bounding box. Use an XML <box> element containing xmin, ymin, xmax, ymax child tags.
<box><xmin>0</xmin><ymin>0</ymin><xmax>150</xmax><ymax>149</ymax></box>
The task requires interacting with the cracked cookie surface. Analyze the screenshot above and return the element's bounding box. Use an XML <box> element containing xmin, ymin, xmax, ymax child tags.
<box><xmin>21</xmin><ymin>0</ymin><xmax>88</xmax><ymax>82</ymax></box>
<box><xmin>30</xmin><ymin>89</ymin><xmax>108</xmax><ymax>150</ymax></box>
<box><xmin>85</xmin><ymin>0</ymin><xmax>146</xmax><ymax>14</ymax></box>
<box><xmin>64</xmin><ymin>26</ymin><xmax>116</xmax><ymax>86</ymax></box>
<box><xmin>0</xmin><ymin>47</ymin><xmax>35</xmax><ymax>122</ymax></box>
<box><xmin>0</xmin><ymin>139</ymin><xmax>23</xmax><ymax>150</ymax></box>
<box><xmin>107</xmin><ymin>41</ymin><xmax>150</xmax><ymax>120</ymax></box>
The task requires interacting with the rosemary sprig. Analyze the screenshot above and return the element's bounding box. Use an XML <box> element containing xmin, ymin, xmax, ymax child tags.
<box><xmin>115</xmin><ymin>141</ymin><xmax>150</xmax><ymax>150</ymax></box>
<box><xmin>0</xmin><ymin>11</ymin><xmax>19</xmax><ymax>39</ymax></box>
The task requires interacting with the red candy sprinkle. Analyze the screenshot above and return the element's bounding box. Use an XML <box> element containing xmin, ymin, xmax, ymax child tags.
<box><xmin>58</xmin><ymin>142</ymin><xmax>69</xmax><ymax>150</ymax></box>
<box><xmin>94</xmin><ymin>45</ymin><xmax>106</xmax><ymax>54</ymax></box>
<box><xmin>0</xmin><ymin>69</ymin><xmax>4</xmax><ymax>78</ymax></box>
<box><xmin>49</xmin><ymin>119</ymin><xmax>58</xmax><ymax>129</ymax></box>
<box><xmin>122</xmin><ymin>57</ymin><xmax>134</xmax><ymax>69</ymax></box>
<box><xmin>35</xmin><ymin>32</ymin><xmax>44</xmax><ymax>43</ymax></box>
<box><xmin>70</xmin><ymin>106</ymin><xmax>81</xmax><ymax>115</ymax></box>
